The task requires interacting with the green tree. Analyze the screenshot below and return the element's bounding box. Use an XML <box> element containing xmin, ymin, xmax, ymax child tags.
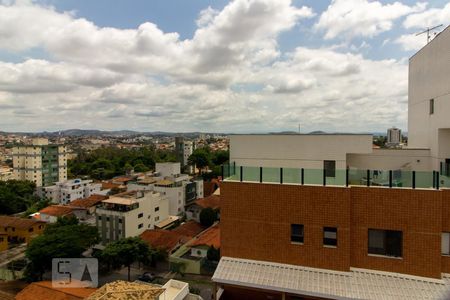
<box><xmin>199</xmin><ymin>207</ymin><xmax>217</xmax><ymax>227</ymax></box>
<box><xmin>134</xmin><ymin>163</ymin><xmax>149</xmax><ymax>173</ymax></box>
<box><xmin>207</xmin><ymin>246</ymin><xmax>220</xmax><ymax>261</ymax></box>
<box><xmin>188</xmin><ymin>149</ymin><xmax>211</xmax><ymax>174</ymax></box>
<box><xmin>0</xmin><ymin>180</ymin><xmax>39</xmax><ymax>215</ymax></box>
<box><xmin>25</xmin><ymin>221</ymin><xmax>98</xmax><ymax>281</ymax></box>
<box><xmin>212</xmin><ymin>150</ymin><xmax>229</xmax><ymax>166</ymax></box>
<box><xmin>97</xmin><ymin>237</ymin><xmax>152</xmax><ymax>281</ymax></box>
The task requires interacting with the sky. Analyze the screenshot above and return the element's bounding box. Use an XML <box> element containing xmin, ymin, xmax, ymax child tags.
<box><xmin>0</xmin><ymin>0</ymin><xmax>449</xmax><ymax>133</ymax></box>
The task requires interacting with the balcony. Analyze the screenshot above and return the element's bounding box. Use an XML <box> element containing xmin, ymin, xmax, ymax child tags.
<box><xmin>221</xmin><ymin>163</ymin><xmax>450</xmax><ymax>190</ymax></box>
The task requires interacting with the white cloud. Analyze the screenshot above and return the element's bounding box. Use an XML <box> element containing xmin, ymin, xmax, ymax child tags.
<box><xmin>315</xmin><ymin>0</ymin><xmax>426</xmax><ymax>40</ymax></box>
<box><xmin>0</xmin><ymin>0</ymin><xmax>410</xmax><ymax>133</ymax></box>
<box><xmin>403</xmin><ymin>3</ymin><xmax>450</xmax><ymax>29</ymax></box>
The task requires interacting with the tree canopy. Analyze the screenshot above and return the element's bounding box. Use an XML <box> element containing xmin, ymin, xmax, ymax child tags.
<box><xmin>25</xmin><ymin>217</ymin><xmax>99</xmax><ymax>281</ymax></box>
<box><xmin>95</xmin><ymin>237</ymin><xmax>155</xmax><ymax>281</ymax></box>
<box><xmin>199</xmin><ymin>207</ymin><xmax>218</xmax><ymax>227</ymax></box>
<box><xmin>0</xmin><ymin>180</ymin><xmax>40</xmax><ymax>215</ymax></box>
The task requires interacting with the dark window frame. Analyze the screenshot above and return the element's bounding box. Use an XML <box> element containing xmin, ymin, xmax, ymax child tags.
<box><xmin>430</xmin><ymin>99</ymin><xmax>434</xmax><ymax>115</ymax></box>
<box><xmin>324</xmin><ymin>160</ymin><xmax>336</xmax><ymax>178</ymax></box>
<box><xmin>323</xmin><ymin>227</ymin><xmax>337</xmax><ymax>247</ymax></box>
<box><xmin>368</xmin><ymin>229</ymin><xmax>402</xmax><ymax>257</ymax></box>
<box><xmin>290</xmin><ymin>224</ymin><xmax>304</xmax><ymax>244</ymax></box>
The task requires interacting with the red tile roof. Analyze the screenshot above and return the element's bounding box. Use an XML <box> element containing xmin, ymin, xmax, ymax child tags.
<box><xmin>188</xmin><ymin>224</ymin><xmax>220</xmax><ymax>248</ymax></box>
<box><xmin>68</xmin><ymin>195</ymin><xmax>108</xmax><ymax>209</ymax></box>
<box><xmin>140</xmin><ymin>230</ymin><xmax>189</xmax><ymax>252</ymax></box>
<box><xmin>15</xmin><ymin>281</ymin><xmax>96</xmax><ymax>300</ymax></box>
<box><xmin>0</xmin><ymin>216</ymin><xmax>45</xmax><ymax>230</ymax></box>
<box><xmin>39</xmin><ymin>205</ymin><xmax>74</xmax><ymax>217</ymax></box>
<box><xmin>195</xmin><ymin>194</ymin><xmax>220</xmax><ymax>210</ymax></box>
<box><xmin>100</xmin><ymin>182</ymin><xmax>121</xmax><ymax>190</ymax></box>
<box><xmin>172</xmin><ymin>221</ymin><xmax>206</xmax><ymax>237</ymax></box>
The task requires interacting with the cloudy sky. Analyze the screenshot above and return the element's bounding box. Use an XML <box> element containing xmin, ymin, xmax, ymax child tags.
<box><xmin>0</xmin><ymin>0</ymin><xmax>448</xmax><ymax>133</ymax></box>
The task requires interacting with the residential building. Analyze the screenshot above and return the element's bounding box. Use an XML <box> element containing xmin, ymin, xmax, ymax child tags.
<box><xmin>175</xmin><ymin>137</ymin><xmax>194</xmax><ymax>173</ymax></box>
<box><xmin>0</xmin><ymin>216</ymin><xmax>45</xmax><ymax>244</ymax></box>
<box><xmin>12</xmin><ymin>138</ymin><xmax>67</xmax><ymax>187</ymax></box>
<box><xmin>387</xmin><ymin>127</ymin><xmax>402</xmax><ymax>146</ymax></box>
<box><xmin>0</xmin><ymin>166</ymin><xmax>13</xmax><ymax>181</ymax></box>
<box><xmin>95</xmin><ymin>190</ymin><xmax>169</xmax><ymax>244</ymax></box>
<box><xmin>213</xmin><ymin>27</ymin><xmax>450</xmax><ymax>297</ymax></box>
<box><xmin>43</xmin><ymin>178</ymin><xmax>102</xmax><ymax>204</ymax></box>
<box><xmin>128</xmin><ymin>163</ymin><xmax>203</xmax><ymax>216</ymax></box>
<box><xmin>39</xmin><ymin>205</ymin><xmax>75</xmax><ymax>223</ymax></box>
<box><xmin>0</xmin><ymin>233</ymin><xmax>8</xmax><ymax>252</ymax></box>
<box><xmin>188</xmin><ymin>223</ymin><xmax>220</xmax><ymax>258</ymax></box>
<box><xmin>186</xmin><ymin>192</ymin><xmax>220</xmax><ymax>222</ymax></box>
<box><xmin>68</xmin><ymin>194</ymin><xmax>109</xmax><ymax>221</ymax></box>
<box><xmin>140</xmin><ymin>220</ymin><xmax>206</xmax><ymax>255</ymax></box>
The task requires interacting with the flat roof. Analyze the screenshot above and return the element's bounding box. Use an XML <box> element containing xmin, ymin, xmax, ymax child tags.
<box><xmin>102</xmin><ymin>197</ymin><xmax>137</xmax><ymax>206</ymax></box>
<box><xmin>213</xmin><ymin>257</ymin><xmax>450</xmax><ymax>300</ymax></box>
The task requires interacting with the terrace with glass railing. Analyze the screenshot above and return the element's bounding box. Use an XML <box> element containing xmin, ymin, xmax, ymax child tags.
<box><xmin>221</xmin><ymin>162</ymin><xmax>450</xmax><ymax>190</ymax></box>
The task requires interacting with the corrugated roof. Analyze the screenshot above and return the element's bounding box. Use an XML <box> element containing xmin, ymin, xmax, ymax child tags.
<box><xmin>212</xmin><ymin>257</ymin><xmax>450</xmax><ymax>300</ymax></box>
<box><xmin>0</xmin><ymin>216</ymin><xmax>45</xmax><ymax>230</ymax></box>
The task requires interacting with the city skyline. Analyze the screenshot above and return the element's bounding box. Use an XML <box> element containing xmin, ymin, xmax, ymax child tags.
<box><xmin>0</xmin><ymin>0</ymin><xmax>449</xmax><ymax>133</ymax></box>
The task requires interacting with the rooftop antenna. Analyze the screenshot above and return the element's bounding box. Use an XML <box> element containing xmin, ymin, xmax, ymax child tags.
<box><xmin>416</xmin><ymin>24</ymin><xmax>443</xmax><ymax>43</ymax></box>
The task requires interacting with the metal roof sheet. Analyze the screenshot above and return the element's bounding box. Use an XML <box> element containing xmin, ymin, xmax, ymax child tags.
<box><xmin>212</xmin><ymin>257</ymin><xmax>450</xmax><ymax>300</ymax></box>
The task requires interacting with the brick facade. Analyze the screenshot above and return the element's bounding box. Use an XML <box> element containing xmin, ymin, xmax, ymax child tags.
<box><xmin>221</xmin><ymin>182</ymin><xmax>450</xmax><ymax>279</ymax></box>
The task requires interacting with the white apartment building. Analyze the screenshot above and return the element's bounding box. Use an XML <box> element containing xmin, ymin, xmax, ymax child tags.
<box><xmin>43</xmin><ymin>178</ymin><xmax>102</xmax><ymax>204</ymax></box>
<box><xmin>95</xmin><ymin>190</ymin><xmax>169</xmax><ymax>244</ymax></box>
<box><xmin>387</xmin><ymin>127</ymin><xmax>402</xmax><ymax>146</ymax></box>
<box><xmin>12</xmin><ymin>138</ymin><xmax>67</xmax><ymax>187</ymax></box>
<box><xmin>175</xmin><ymin>137</ymin><xmax>194</xmax><ymax>173</ymax></box>
<box><xmin>408</xmin><ymin>25</ymin><xmax>450</xmax><ymax>173</ymax></box>
<box><xmin>127</xmin><ymin>162</ymin><xmax>203</xmax><ymax>216</ymax></box>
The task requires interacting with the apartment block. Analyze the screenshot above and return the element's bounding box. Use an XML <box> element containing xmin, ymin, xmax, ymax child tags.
<box><xmin>95</xmin><ymin>190</ymin><xmax>169</xmax><ymax>244</ymax></box>
<box><xmin>175</xmin><ymin>137</ymin><xmax>194</xmax><ymax>173</ymax></box>
<box><xmin>43</xmin><ymin>178</ymin><xmax>102</xmax><ymax>204</ymax></box>
<box><xmin>12</xmin><ymin>138</ymin><xmax>67</xmax><ymax>187</ymax></box>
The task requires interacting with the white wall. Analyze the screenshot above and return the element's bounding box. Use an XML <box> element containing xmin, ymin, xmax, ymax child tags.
<box><xmin>230</xmin><ymin>134</ymin><xmax>372</xmax><ymax>169</ymax></box>
<box><xmin>156</xmin><ymin>162</ymin><xmax>181</xmax><ymax>177</ymax></box>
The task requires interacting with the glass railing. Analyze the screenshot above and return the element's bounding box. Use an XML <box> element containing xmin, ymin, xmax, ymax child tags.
<box><xmin>221</xmin><ymin>163</ymin><xmax>449</xmax><ymax>190</ymax></box>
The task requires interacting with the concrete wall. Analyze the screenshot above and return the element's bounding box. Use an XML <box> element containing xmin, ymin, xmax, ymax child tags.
<box><xmin>221</xmin><ymin>181</ymin><xmax>448</xmax><ymax>278</ymax></box>
<box><xmin>156</xmin><ymin>162</ymin><xmax>181</xmax><ymax>177</ymax></box>
<box><xmin>347</xmin><ymin>149</ymin><xmax>432</xmax><ymax>171</ymax></box>
<box><xmin>230</xmin><ymin>134</ymin><xmax>372</xmax><ymax>170</ymax></box>
<box><xmin>408</xmin><ymin>26</ymin><xmax>450</xmax><ymax>170</ymax></box>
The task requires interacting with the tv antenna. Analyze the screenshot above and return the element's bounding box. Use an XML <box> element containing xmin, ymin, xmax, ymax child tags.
<box><xmin>416</xmin><ymin>24</ymin><xmax>443</xmax><ymax>43</ymax></box>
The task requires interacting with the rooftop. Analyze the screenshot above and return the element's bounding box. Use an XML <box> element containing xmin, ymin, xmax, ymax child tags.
<box><xmin>39</xmin><ymin>205</ymin><xmax>74</xmax><ymax>217</ymax></box>
<box><xmin>0</xmin><ymin>216</ymin><xmax>45</xmax><ymax>229</ymax></box>
<box><xmin>15</xmin><ymin>281</ymin><xmax>96</xmax><ymax>300</ymax></box>
<box><xmin>188</xmin><ymin>224</ymin><xmax>220</xmax><ymax>248</ymax></box>
<box><xmin>195</xmin><ymin>194</ymin><xmax>220</xmax><ymax>210</ymax></box>
<box><xmin>68</xmin><ymin>195</ymin><xmax>109</xmax><ymax>209</ymax></box>
<box><xmin>101</xmin><ymin>197</ymin><xmax>137</xmax><ymax>206</ymax></box>
<box><xmin>86</xmin><ymin>280</ymin><xmax>164</xmax><ymax>300</ymax></box>
<box><xmin>140</xmin><ymin>229</ymin><xmax>189</xmax><ymax>252</ymax></box>
<box><xmin>213</xmin><ymin>257</ymin><xmax>450</xmax><ymax>300</ymax></box>
<box><xmin>172</xmin><ymin>221</ymin><xmax>206</xmax><ymax>238</ymax></box>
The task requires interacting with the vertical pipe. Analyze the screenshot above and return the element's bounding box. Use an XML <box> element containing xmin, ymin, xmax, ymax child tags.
<box><xmin>412</xmin><ymin>171</ymin><xmax>416</xmax><ymax>189</ymax></box>
<box><xmin>280</xmin><ymin>168</ymin><xmax>283</xmax><ymax>184</ymax></box>
<box><xmin>301</xmin><ymin>168</ymin><xmax>304</xmax><ymax>185</ymax></box>
<box><xmin>433</xmin><ymin>171</ymin><xmax>436</xmax><ymax>188</ymax></box>
<box><xmin>389</xmin><ymin>170</ymin><xmax>393</xmax><ymax>188</ymax></box>
<box><xmin>367</xmin><ymin>170</ymin><xmax>370</xmax><ymax>187</ymax></box>
<box><xmin>233</xmin><ymin>161</ymin><xmax>236</xmax><ymax>175</ymax></box>
<box><xmin>346</xmin><ymin>168</ymin><xmax>349</xmax><ymax>187</ymax></box>
<box><xmin>323</xmin><ymin>168</ymin><xmax>326</xmax><ymax>186</ymax></box>
<box><xmin>436</xmin><ymin>171</ymin><xmax>440</xmax><ymax>190</ymax></box>
<box><xmin>240</xmin><ymin>166</ymin><xmax>243</xmax><ymax>182</ymax></box>
<box><xmin>260</xmin><ymin>167</ymin><xmax>263</xmax><ymax>183</ymax></box>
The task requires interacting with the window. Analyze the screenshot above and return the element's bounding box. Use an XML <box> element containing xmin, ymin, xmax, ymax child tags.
<box><xmin>155</xmin><ymin>216</ymin><xmax>159</xmax><ymax>222</ymax></box>
<box><xmin>106</xmin><ymin>217</ymin><xmax>110</xmax><ymax>222</ymax></box>
<box><xmin>368</xmin><ymin>229</ymin><xmax>402</xmax><ymax>257</ymax></box>
<box><xmin>442</xmin><ymin>232</ymin><xmax>450</xmax><ymax>255</ymax></box>
<box><xmin>323</xmin><ymin>227</ymin><xmax>337</xmax><ymax>247</ymax></box>
<box><xmin>138</xmin><ymin>223</ymin><xmax>143</xmax><ymax>229</ymax></box>
<box><xmin>155</xmin><ymin>207</ymin><xmax>159</xmax><ymax>212</ymax></box>
<box><xmin>324</xmin><ymin>160</ymin><xmax>336</xmax><ymax>177</ymax></box>
<box><xmin>290</xmin><ymin>224</ymin><xmax>304</xmax><ymax>243</ymax></box>
<box><xmin>118</xmin><ymin>218</ymin><xmax>122</xmax><ymax>224</ymax></box>
<box><xmin>430</xmin><ymin>99</ymin><xmax>434</xmax><ymax>114</ymax></box>
<box><xmin>138</xmin><ymin>213</ymin><xmax>143</xmax><ymax>218</ymax></box>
